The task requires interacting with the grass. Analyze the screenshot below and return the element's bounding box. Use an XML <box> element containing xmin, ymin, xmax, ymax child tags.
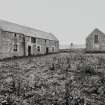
<box><xmin>0</xmin><ymin>53</ymin><xmax>105</xmax><ymax>104</ymax></box>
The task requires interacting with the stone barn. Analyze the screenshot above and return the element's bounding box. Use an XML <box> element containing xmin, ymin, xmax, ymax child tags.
<box><xmin>0</xmin><ymin>20</ymin><xmax>59</xmax><ymax>59</ymax></box>
<box><xmin>86</xmin><ymin>28</ymin><xmax>105</xmax><ymax>52</ymax></box>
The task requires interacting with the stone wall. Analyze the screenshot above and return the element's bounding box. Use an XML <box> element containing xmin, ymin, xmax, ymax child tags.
<box><xmin>0</xmin><ymin>31</ymin><xmax>25</xmax><ymax>59</ymax></box>
<box><xmin>0</xmin><ymin>30</ymin><xmax>59</xmax><ymax>59</ymax></box>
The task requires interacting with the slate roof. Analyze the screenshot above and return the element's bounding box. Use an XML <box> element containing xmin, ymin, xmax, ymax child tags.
<box><xmin>0</xmin><ymin>20</ymin><xmax>58</xmax><ymax>41</ymax></box>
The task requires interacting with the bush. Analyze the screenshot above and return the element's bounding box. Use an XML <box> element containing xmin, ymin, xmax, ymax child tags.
<box><xmin>80</xmin><ymin>64</ymin><xmax>96</xmax><ymax>76</ymax></box>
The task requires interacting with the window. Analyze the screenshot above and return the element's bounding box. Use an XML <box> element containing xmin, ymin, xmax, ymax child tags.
<box><xmin>94</xmin><ymin>35</ymin><xmax>98</xmax><ymax>43</ymax></box>
<box><xmin>52</xmin><ymin>47</ymin><xmax>54</xmax><ymax>52</ymax></box>
<box><xmin>37</xmin><ymin>46</ymin><xmax>40</xmax><ymax>52</ymax></box>
<box><xmin>13</xmin><ymin>44</ymin><xmax>18</xmax><ymax>51</ymax></box>
<box><xmin>14</xmin><ymin>33</ymin><xmax>17</xmax><ymax>44</ymax></box>
<box><xmin>14</xmin><ymin>33</ymin><xmax>17</xmax><ymax>37</ymax></box>
<box><xmin>31</xmin><ymin>37</ymin><xmax>36</xmax><ymax>43</ymax></box>
<box><xmin>45</xmin><ymin>40</ymin><xmax>46</xmax><ymax>43</ymax></box>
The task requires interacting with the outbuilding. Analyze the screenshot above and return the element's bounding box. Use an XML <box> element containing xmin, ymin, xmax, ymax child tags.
<box><xmin>86</xmin><ymin>28</ymin><xmax>105</xmax><ymax>52</ymax></box>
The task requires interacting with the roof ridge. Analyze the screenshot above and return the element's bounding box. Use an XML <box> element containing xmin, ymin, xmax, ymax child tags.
<box><xmin>94</xmin><ymin>28</ymin><xmax>105</xmax><ymax>34</ymax></box>
<box><xmin>0</xmin><ymin>19</ymin><xmax>58</xmax><ymax>41</ymax></box>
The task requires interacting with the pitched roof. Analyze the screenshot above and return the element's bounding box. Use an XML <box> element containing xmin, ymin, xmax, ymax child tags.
<box><xmin>0</xmin><ymin>19</ymin><xmax>58</xmax><ymax>41</ymax></box>
<box><xmin>86</xmin><ymin>28</ymin><xmax>105</xmax><ymax>39</ymax></box>
<box><xmin>92</xmin><ymin>28</ymin><xmax>105</xmax><ymax>35</ymax></box>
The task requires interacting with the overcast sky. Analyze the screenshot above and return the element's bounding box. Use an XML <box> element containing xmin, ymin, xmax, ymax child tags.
<box><xmin>0</xmin><ymin>0</ymin><xmax>105</xmax><ymax>45</ymax></box>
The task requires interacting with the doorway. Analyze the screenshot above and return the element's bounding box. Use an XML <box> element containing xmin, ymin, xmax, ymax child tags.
<box><xmin>28</xmin><ymin>46</ymin><xmax>31</xmax><ymax>56</ymax></box>
<box><xmin>46</xmin><ymin>47</ymin><xmax>49</xmax><ymax>54</ymax></box>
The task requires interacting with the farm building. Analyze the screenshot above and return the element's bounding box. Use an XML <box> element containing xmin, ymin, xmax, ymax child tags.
<box><xmin>86</xmin><ymin>28</ymin><xmax>105</xmax><ymax>52</ymax></box>
<box><xmin>0</xmin><ymin>20</ymin><xmax>59</xmax><ymax>59</ymax></box>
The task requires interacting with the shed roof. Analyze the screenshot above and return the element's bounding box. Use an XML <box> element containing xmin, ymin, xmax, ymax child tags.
<box><xmin>0</xmin><ymin>20</ymin><xmax>58</xmax><ymax>41</ymax></box>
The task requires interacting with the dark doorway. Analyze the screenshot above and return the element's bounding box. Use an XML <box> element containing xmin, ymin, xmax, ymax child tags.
<box><xmin>28</xmin><ymin>46</ymin><xmax>31</xmax><ymax>56</ymax></box>
<box><xmin>46</xmin><ymin>47</ymin><xmax>49</xmax><ymax>54</ymax></box>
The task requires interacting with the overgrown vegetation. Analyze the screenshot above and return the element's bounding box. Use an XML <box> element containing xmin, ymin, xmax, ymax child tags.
<box><xmin>0</xmin><ymin>53</ymin><xmax>105</xmax><ymax>105</ymax></box>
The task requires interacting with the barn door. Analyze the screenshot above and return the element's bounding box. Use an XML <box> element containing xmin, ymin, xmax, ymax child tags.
<box><xmin>28</xmin><ymin>46</ymin><xmax>31</xmax><ymax>56</ymax></box>
<box><xmin>46</xmin><ymin>47</ymin><xmax>49</xmax><ymax>54</ymax></box>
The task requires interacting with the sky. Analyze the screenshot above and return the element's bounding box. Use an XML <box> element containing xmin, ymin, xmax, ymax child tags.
<box><xmin>0</xmin><ymin>0</ymin><xmax>105</xmax><ymax>45</ymax></box>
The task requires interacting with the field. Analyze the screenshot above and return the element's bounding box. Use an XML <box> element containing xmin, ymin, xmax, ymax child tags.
<box><xmin>0</xmin><ymin>52</ymin><xmax>105</xmax><ymax>105</ymax></box>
